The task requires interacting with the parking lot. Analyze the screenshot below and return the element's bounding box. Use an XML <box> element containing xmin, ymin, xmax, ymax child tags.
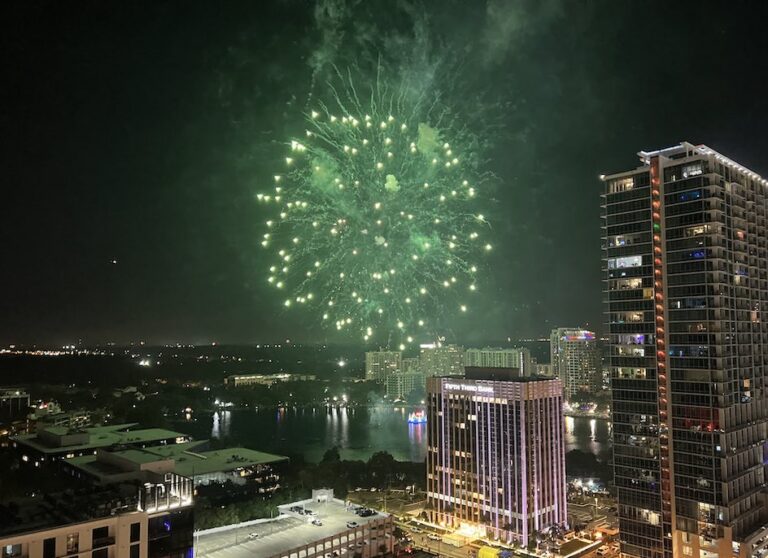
<box><xmin>196</xmin><ymin>500</ymin><xmax>389</xmax><ymax>558</ymax></box>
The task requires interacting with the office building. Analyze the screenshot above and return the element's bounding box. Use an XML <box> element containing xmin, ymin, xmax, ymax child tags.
<box><xmin>550</xmin><ymin>328</ymin><xmax>600</xmax><ymax>400</ymax></box>
<box><xmin>0</xmin><ymin>475</ymin><xmax>193</xmax><ymax>558</ymax></box>
<box><xmin>602</xmin><ymin>142</ymin><xmax>768</xmax><ymax>558</ymax></box>
<box><xmin>464</xmin><ymin>347</ymin><xmax>533</xmax><ymax>375</ymax></box>
<box><xmin>425</xmin><ymin>372</ymin><xmax>567</xmax><ymax>546</ymax></box>
<box><xmin>365</xmin><ymin>350</ymin><xmax>402</xmax><ymax>383</ymax></box>
<box><xmin>419</xmin><ymin>343</ymin><xmax>465</xmax><ymax>377</ymax></box>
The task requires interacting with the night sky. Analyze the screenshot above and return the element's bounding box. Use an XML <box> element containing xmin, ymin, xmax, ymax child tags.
<box><xmin>2</xmin><ymin>1</ymin><xmax>767</xmax><ymax>346</ymax></box>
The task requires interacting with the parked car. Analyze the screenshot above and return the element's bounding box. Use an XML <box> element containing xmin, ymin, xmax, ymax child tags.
<box><xmin>312</xmin><ymin>519</ymin><xmax>323</xmax><ymax>526</ymax></box>
<box><xmin>248</xmin><ymin>533</ymin><xmax>259</xmax><ymax>540</ymax></box>
<box><xmin>347</xmin><ymin>521</ymin><xmax>358</xmax><ymax>529</ymax></box>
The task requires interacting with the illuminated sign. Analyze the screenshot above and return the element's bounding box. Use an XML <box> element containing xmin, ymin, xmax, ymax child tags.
<box><xmin>444</xmin><ymin>383</ymin><xmax>494</xmax><ymax>394</ymax></box>
<box><xmin>562</xmin><ymin>331</ymin><xmax>595</xmax><ymax>341</ymax></box>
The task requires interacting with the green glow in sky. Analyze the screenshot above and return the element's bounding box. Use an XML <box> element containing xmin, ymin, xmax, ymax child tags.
<box><xmin>258</xmin><ymin>74</ymin><xmax>492</xmax><ymax>348</ymax></box>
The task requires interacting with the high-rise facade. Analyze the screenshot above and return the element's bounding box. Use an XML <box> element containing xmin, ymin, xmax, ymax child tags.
<box><xmin>419</xmin><ymin>343</ymin><xmax>465</xmax><ymax>377</ymax></box>
<box><xmin>365</xmin><ymin>350</ymin><xmax>402</xmax><ymax>383</ymax></box>
<box><xmin>464</xmin><ymin>347</ymin><xmax>534</xmax><ymax>376</ymax></box>
<box><xmin>549</xmin><ymin>328</ymin><xmax>600</xmax><ymax>400</ymax></box>
<box><xmin>425</xmin><ymin>373</ymin><xmax>567</xmax><ymax>546</ymax></box>
<box><xmin>602</xmin><ymin>142</ymin><xmax>768</xmax><ymax>558</ymax></box>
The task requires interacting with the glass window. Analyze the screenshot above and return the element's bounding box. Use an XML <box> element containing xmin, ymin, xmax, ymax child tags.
<box><xmin>67</xmin><ymin>534</ymin><xmax>79</xmax><ymax>555</ymax></box>
<box><xmin>92</xmin><ymin>549</ymin><xmax>108</xmax><ymax>558</ymax></box>
<box><xmin>609</xmin><ymin>177</ymin><xmax>635</xmax><ymax>193</ymax></box>
<box><xmin>130</xmin><ymin>545</ymin><xmax>140</xmax><ymax>558</ymax></box>
<box><xmin>130</xmin><ymin>523</ymin><xmax>141</xmax><ymax>543</ymax></box>
<box><xmin>3</xmin><ymin>546</ymin><xmax>22</xmax><ymax>558</ymax></box>
<box><xmin>43</xmin><ymin>539</ymin><xmax>56</xmax><ymax>558</ymax></box>
<box><xmin>682</xmin><ymin>163</ymin><xmax>703</xmax><ymax>177</ymax></box>
<box><xmin>608</xmin><ymin>255</ymin><xmax>643</xmax><ymax>269</ymax></box>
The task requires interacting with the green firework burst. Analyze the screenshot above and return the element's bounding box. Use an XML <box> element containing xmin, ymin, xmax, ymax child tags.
<box><xmin>258</xmin><ymin>75</ymin><xmax>493</xmax><ymax>348</ymax></box>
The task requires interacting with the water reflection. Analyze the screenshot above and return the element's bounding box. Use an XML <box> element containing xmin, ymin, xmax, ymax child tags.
<box><xmin>208</xmin><ymin>408</ymin><xmax>610</xmax><ymax>462</ymax></box>
<box><xmin>565</xmin><ymin>416</ymin><xmax>612</xmax><ymax>457</ymax></box>
<box><xmin>211</xmin><ymin>410</ymin><xmax>231</xmax><ymax>439</ymax></box>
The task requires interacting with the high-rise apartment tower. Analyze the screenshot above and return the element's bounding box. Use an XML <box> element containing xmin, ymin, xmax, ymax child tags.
<box><xmin>602</xmin><ymin>142</ymin><xmax>768</xmax><ymax>558</ymax></box>
<box><xmin>550</xmin><ymin>328</ymin><xmax>600</xmax><ymax>400</ymax></box>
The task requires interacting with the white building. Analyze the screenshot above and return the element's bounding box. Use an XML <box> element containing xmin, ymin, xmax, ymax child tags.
<box><xmin>464</xmin><ymin>347</ymin><xmax>533</xmax><ymax>375</ymax></box>
<box><xmin>549</xmin><ymin>328</ymin><xmax>600</xmax><ymax>400</ymax></box>
<box><xmin>418</xmin><ymin>343</ymin><xmax>464</xmax><ymax>377</ymax></box>
<box><xmin>365</xmin><ymin>350</ymin><xmax>402</xmax><ymax>383</ymax></box>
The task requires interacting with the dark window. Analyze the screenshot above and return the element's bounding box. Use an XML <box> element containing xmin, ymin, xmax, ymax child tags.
<box><xmin>43</xmin><ymin>538</ymin><xmax>56</xmax><ymax>558</ymax></box>
<box><xmin>92</xmin><ymin>549</ymin><xmax>108</xmax><ymax>558</ymax></box>
<box><xmin>130</xmin><ymin>523</ymin><xmax>141</xmax><ymax>543</ymax></box>
<box><xmin>129</xmin><ymin>545</ymin><xmax>140</xmax><ymax>558</ymax></box>
<box><xmin>92</xmin><ymin>526</ymin><xmax>111</xmax><ymax>549</ymax></box>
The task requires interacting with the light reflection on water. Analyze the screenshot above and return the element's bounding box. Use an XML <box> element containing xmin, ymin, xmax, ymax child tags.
<box><xmin>564</xmin><ymin>416</ymin><xmax>612</xmax><ymax>457</ymax></box>
<box><xmin>208</xmin><ymin>407</ymin><xmax>610</xmax><ymax>462</ymax></box>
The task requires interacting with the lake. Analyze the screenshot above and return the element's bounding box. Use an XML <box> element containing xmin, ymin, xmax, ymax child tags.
<box><xmin>180</xmin><ymin>406</ymin><xmax>612</xmax><ymax>463</ymax></box>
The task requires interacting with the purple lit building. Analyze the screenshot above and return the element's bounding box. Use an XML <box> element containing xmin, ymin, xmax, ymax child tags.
<box><xmin>425</xmin><ymin>372</ymin><xmax>567</xmax><ymax>545</ymax></box>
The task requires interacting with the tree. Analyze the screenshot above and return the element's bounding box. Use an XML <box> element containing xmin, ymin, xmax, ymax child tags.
<box><xmin>322</xmin><ymin>446</ymin><xmax>341</xmax><ymax>464</ymax></box>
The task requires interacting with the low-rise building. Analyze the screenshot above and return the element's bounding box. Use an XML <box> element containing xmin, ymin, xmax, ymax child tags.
<box><xmin>65</xmin><ymin>440</ymin><xmax>288</xmax><ymax>490</ymax></box>
<box><xmin>12</xmin><ymin>423</ymin><xmax>190</xmax><ymax>465</ymax></box>
<box><xmin>196</xmin><ymin>490</ymin><xmax>394</xmax><ymax>558</ymax></box>
<box><xmin>225</xmin><ymin>373</ymin><xmax>317</xmax><ymax>387</ymax></box>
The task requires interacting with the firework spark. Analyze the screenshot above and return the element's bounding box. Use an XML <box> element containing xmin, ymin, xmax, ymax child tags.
<box><xmin>258</xmin><ymin>73</ymin><xmax>492</xmax><ymax>348</ymax></box>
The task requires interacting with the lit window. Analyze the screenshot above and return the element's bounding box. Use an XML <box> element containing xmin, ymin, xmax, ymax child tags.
<box><xmin>608</xmin><ymin>256</ymin><xmax>642</xmax><ymax>269</ymax></box>
<box><xmin>608</xmin><ymin>177</ymin><xmax>634</xmax><ymax>193</ymax></box>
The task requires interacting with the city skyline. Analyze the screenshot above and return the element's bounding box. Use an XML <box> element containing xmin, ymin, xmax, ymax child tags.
<box><xmin>3</xmin><ymin>2</ymin><xmax>768</xmax><ymax>346</ymax></box>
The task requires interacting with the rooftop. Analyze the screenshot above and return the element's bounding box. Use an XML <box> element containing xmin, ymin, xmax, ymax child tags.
<box><xmin>196</xmin><ymin>498</ymin><xmax>390</xmax><ymax>558</ymax></box>
<box><xmin>0</xmin><ymin>484</ymin><xmax>141</xmax><ymax>538</ymax></box>
<box><xmin>14</xmin><ymin>423</ymin><xmax>188</xmax><ymax>454</ymax></box>
<box><xmin>67</xmin><ymin>440</ymin><xmax>288</xmax><ymax>479</ymax></box>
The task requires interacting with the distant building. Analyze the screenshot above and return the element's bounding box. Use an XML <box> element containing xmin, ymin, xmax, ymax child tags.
<box><xmin>225</xmin><ymin>373</ymin><xmax>317</xmax><ymax>387</ymax></box>
<box><xmin>549</xmin><ymin>328</ymin><xmax>600</xmax><ymax>400</ymax></box>
<box><xmin>426</xmin><ymin>372</ymin><xmax>567</xmax><ymax>546</ymax></box>
<box><xmin>13</xmin><ymin>423</ymin><xmax>190</xmax><ymax>464</ymax></box>
<box><xmin>0</xmin><ymin>474</ymin><xmax>194</xmax><ymax>558</ymax></box>
<box><xmin>402</xmin><ymin>357</ymin><xmax>419</xmax><ymax>373</ymax></box>
<box><xmin>365</xmin><ymin>350</ymin><xmax>402</xmax><ymax>383</ymax></box>
<box><xmin>385</xmin><ymin>371</ymin><xmax>426</xmax><ymax>401</ymax></box>
<box><xmin>419</xmin><ymin>343</ymin><xmax>464</xmax><ymax>377</ymax></box>
<box><xmin>65</xmin><ymin>440</ymin><xmax>288</xmax><ymax>490</ymax></box>
<box><xmin>536</xmin><ymin>363</ymin><xmax>553</xmax><ymax>377</ymax></box>
<box><xmin>0</xmin><ymin>388</ymin><xmax>30</xmax><ymax>422</ymax></box>
<box><xmin>464</xmin><ymin>347</ymin><xmax>533</xmax><ymax>375</ymax></box>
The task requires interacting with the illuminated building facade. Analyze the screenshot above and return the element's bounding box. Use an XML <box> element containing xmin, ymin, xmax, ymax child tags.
<box><xmin>602</xmin><ymin>142</ymin><xmax>768</xmax><ymax>558</ymax></box>
<box><xmin>425</xmin><ymin>374</ymin><xmax>567</xmax><ymax>546</ymax></box>
<box><xmin>365</xmin><ymin>350</ymin><xmax>402</xmax><ymax>383</ymax></box>
<box><xmin>0</xmin><ymin>475</ymin><xmax>193</xmax><ymax>558</ymax></box>
<box><xmin>549</xmin><ymin>328</ymin><xmax>600</xmax><ymax>400</ymax></box>
<box><xmin>464</xmin><ymin>347</ymin><xmax>533</xmax><ymax>376</ymax></box>
<box><xmin>419</xmin><ymin>343</ymin><xmax>465</xmax><ymax>377</ymax></box>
